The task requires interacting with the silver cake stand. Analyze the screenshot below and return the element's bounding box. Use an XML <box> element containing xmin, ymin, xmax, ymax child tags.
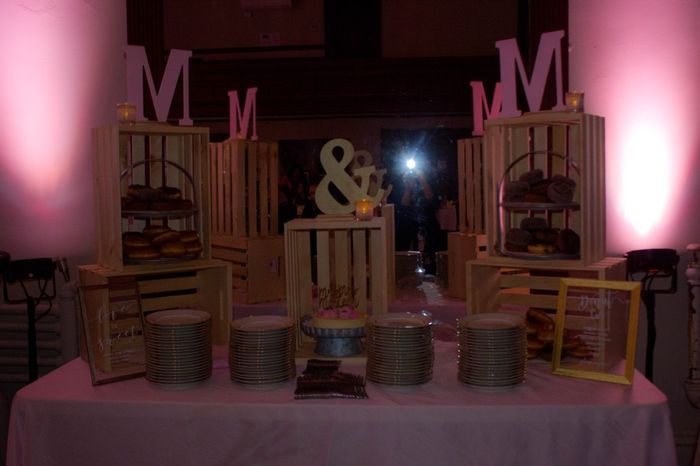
<box><xmin>300</xmin><ymin>315</ymin><xmax>365</xmax><ymax>357</ymax></box>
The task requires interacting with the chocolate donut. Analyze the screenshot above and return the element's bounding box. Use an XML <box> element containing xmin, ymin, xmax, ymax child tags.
<box><xmin>546</xmin><ymin>175</ymin><xmax>576</xmax><ymax>204</ymax></box>
<box><xmin>126</xmin><ymin>184</ymin><xmax>161</xmax><ymax>201</ymax></box>
<box><xmin>520</xmin><ymin>217</ymin><xmax>549</xmax><ymax>230</ymax></box>
<box><xmin>518</xmin><ymin>169</ymin><xmax>544</xmax><ymax>186</ymax></box>
<box><xmin>505</xmin><ymin>228</ymin><xmax>531</xmax><ymax>252</ymax></box>
<box><xmin>157</xmin><ymin>186</ymin><xmax>182</xmax><ymax>200</ymax></box>
<box><xmin>556</xmin><ymin>228</ymin><xmax>580</xmax><ymax>255</ymax></box>
<box><xmin>532</xmin><ymin>228</ymin><xmax>559</xmax><ymax>244</ymax></box>
<box><xmin>503</xmin><ymin>180</ymin><xmax>529</xmax><ymax>202</ymax></box>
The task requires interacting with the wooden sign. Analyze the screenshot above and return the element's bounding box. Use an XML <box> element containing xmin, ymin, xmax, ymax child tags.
<box><xmin>315</xmin><ymin>139</ymin><xmax>389</xmax><ymax>215</ymax></box>
<box><xmin>552</xmin><ymin>278</ymin><xmax>641</xmax><ymax>385</ymax></box>
<box><xmin>78</xmin><ymin>280</ymin><xmax>146</xmax><ymax>386</ymax></box>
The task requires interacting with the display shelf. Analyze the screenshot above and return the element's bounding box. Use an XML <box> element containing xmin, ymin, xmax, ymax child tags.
<box><xmin>78</xmin><ymin>260</ymin><xmax>232</xmax><ymax>372</ymax></box>
<box><xmin>93</xmin><ymin>122</ymin><xmax>211</xmax><ymax>270</ymax></box>
<box><xmin>484</xmin><ymin>111</ymin><xmax>605</xmax><ymax>265</ymax></box>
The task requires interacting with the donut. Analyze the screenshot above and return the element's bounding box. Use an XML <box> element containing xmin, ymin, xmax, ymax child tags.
<box><xmin>160</xmin><ymin>241</ymin><xmax>187</xmax><ymax>258</ymax></box>
<box><xmin>519</xmin><ymin>169</ymin><xmax>544</xmax><ymax>186</ymax></box>
<box><xmin>172</xmin><ymin>199</ymin><xmax>193</xmax><ymax>210</ymax></box>
<box><xmin>532</xmin><ymin>228</ymin><xmax>559</xmax><ymax>244</ymax></box>
<box><xmin>562</xmin><ymin>333</ymin><xmax>582</xmax><ymax>351</ymax></box>
<box><xmin>527</xmin><ymin>347</ymin><xmax>542</xmax><ymax>359</ymax></box>
<box><xmin>157</xmin><ymin>186</ymin><xmax>182</xmax><ymax>200</ymax></box>
<box><xmin>126</xmin><ymin>247</ymin><xmax>160</xmax><ymax>260</ymax></box>
<box><xmin>527</xmin><ymin>335</ymin><xmax>545</xmax><ymax>351</ymax></box>
<box><xmin>526</xmin><ymin>320</ymin><xmax>538</xmax><ymax>335</ymax></box>
<box><xmin>556</xmin><ymin>229</ymin><xmax>580</xmax><ymax>255</ymax></box>
<box><xmin>152</xmin><ymin>230</ymin><xmax>181</xmax><ymax>246</ymax></box>
<box><xmin>527</xmin><ymin>309</ymin><xmax>554</xmax><ymax>325</ymax></box>
<box><xmin>143</xmin><ymin>224</ymin><xmax>171</xmax><ymax>238</ymax></box>
<box><xmin>179</xmin><ymin>230</ymin><xmax>199</xmax><ymax>243</ymax></box>
<box><xmin>527</xmin><ymin>243</ymin><xmax>556</xmax><ymax>255</ymax></box>
<box><xmin>505</xmin><ymin>228</ymin><xmax>531</xmax><ymax>252</ymax></box>
<box><xmin>124</xmin><ymin>199</ymin><xmax>151</xmax><ymax>211</ymax></box>
<box><xmin>122</xmin><ymin>232</ymin><xmax>151</xmax><ymax>249</ymax></box>
<box><xmin>566</xmin><ymin>343</ymin><xmax>591</xmax><ymax>359</ymax></box>
<box><xmin>127</xmin><ymin>184</ymin><xmax>161</xmax><ymax>201</ymax></box>
<box><xmin>523</xmin><ymin>192</ymin><xmax>550</xmax><ymax>203</ymax></box>
<box><xmin>503</xmin><ymin>180</ymin><xmax>529</xmax><ymax>202</ymax></box>
<box><xmin>184</xmin><ymin>240</ymin><xmax>203</xmax><ymax>255</ymax></box>
<box><xmin>536</xmin><ymin>321</ymin><xmax>555</xmax><ymax>343</ymax></box>
<box><xmin>547</xmin><ymin>175</ymin><xmax>576</xmax><ymax>204</ymax></box>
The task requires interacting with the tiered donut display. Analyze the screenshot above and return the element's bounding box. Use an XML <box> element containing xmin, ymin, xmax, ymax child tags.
<box><xmin>498</xmin><ymin>151</ymin><xmax>582</xmax><ymax>259</ymax></box>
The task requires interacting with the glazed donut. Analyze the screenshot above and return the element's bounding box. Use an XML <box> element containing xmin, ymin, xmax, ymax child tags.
<box><xmin>536</xmin><ymin>321</ymin><xmax>555</xmax><ymax>343</ymax></box>
<box><xmin>184</xmin><ymin>240</ymin><xmax>203</xmax><ymax>255</ymax></box>
<box><xmin>126</xmin><ymin>247</ymin><xmax>160</xmax><ymax>260</ymax></box>
<box><xmin>527</xmin><ymin>309</ymin><xmax>554</xmax><ymax>325</ymax></box>
<box><xmin>152</xmin><ymin>230</ymin><xmax>181</xmax><ymax>246</ymax></box>
<box><xmin>527</xmin><ymin>243</ymin><xmax>556</xmax><ymax>255</ymax></box>
<box><xmin>566</xmin><ymin>343</ymin><xmax>591</xmax><ymax>359</ymax></box>
<box><xmin>143</xmin><ymin>224</ymin><xmax>171</xmax><ymax>238</ymax></box>
<box><xmin>527</xmin><ymin>334</ymin><xmax>545</xmax><ymax>351</ymax></box>
<box><xmin>160</xmin><ymin>241</ymin><xmax>187</xmax><ymax>257</ymax></box>
<box><xmin>179</xmin><ymin>230</ymin><xmax>199</xmax><ymax>243</ymax></box>
<box><xmin>562</xmin><ymin>334</ymin><xmax>582</xmax><ymax>351</ymax></box>
<box><xmin>122</xmin><ymin>232</ymin><xmax>151</xmax><ymax>249</ymax></box>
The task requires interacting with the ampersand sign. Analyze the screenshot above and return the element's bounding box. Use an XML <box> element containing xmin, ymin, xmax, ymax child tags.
<box><xmin>315</xmin><ymin>139</ymin><xmax>389</xmax><ymax>215</ymax></box>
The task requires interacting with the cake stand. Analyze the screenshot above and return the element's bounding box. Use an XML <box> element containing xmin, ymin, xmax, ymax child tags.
<box><xmin>300</xmin><ymin>315</ymin><xmax>365</xmax><ymax>357</ymax></box>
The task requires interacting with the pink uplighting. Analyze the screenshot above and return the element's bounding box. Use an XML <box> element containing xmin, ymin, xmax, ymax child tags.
<box><xmin>0</xmin><ymin>1</ymin><xmax>125</xmax><ymax>259</ymax></box>
<box><xmin>570</xmin><ymin>0</ymin><xmax>700</xmax><ymax>253</ymax></box>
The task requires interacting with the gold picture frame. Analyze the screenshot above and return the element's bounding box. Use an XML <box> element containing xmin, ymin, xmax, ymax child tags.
<box><xmin>78</xmin><ymin>280</ymin><xmax>147</xmax><ymax>386</ymax></box>
<box><xmin>552</xmin><ymin>278</ymin><xmax>641</xmax><ymax>385</ymax></box>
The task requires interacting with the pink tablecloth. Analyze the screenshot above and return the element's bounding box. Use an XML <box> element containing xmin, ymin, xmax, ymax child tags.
<box><xmin>7</xmin><ymin>341</ymin><xmax>676</xmax><ymax>466</ymax></box>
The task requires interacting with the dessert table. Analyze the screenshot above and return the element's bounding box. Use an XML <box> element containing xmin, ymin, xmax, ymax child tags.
<box><xmin>7</xmin><ymin>341</ymin><xmax>676</xmax><ymax>466</ymax></box>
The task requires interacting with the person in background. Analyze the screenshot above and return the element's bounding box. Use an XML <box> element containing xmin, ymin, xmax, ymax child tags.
<box><xmin>388</xmin><ymin>164</ymin><xmax>441</xmax><ymax>274</ymax></box>
<box><xmin>278</xmin><ymin>163</ymin><xmax>306</xmax><ymax>233</ymax></box>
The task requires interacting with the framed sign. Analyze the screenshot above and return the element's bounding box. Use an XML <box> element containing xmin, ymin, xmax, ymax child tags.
<box><xmin>552</xmin><ymin>278</ymin><xmax>641</xmax><ymax>385</ymax></box>
<box><xmin>78</xmin><ymin>280</ymin><xmax>146</xmax><ymax>385</ymax></box>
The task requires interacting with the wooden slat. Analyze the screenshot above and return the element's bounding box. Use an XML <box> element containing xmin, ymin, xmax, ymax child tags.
<box><xmin>334</xmin><ymin>230</ymin><xmax>350</xmax><ymax>288</ymax></box>
<box><xmin>247</xmin><ymin>143</ymin><xmax>258</xmax><ymax>237</ymax></box>
<box><xmin>233</xmin><ymin>141</ymin><xmax>246</xmax><ymax>236</ymax></box>
<box><xmin>258</xmin><ymin>144</ymin><xmax>269</xmax><ymax>236</ymax></box>
<box><xmin>352</xmin><ymin>229</ymin><xmax>368</xmax><ymax>312</ymax></box>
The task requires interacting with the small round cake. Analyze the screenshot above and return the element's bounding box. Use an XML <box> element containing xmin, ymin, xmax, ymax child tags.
<box><xmin>312</xmin><ymin>307</ymin><xmax>367</xmax><ymax>329</ymax></box>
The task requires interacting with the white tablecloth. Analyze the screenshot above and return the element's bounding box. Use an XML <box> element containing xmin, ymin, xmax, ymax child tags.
<box><xmin>6</xmin><ymin>341</ymin><xmax>676</xmax><ymax>466</ymax></box>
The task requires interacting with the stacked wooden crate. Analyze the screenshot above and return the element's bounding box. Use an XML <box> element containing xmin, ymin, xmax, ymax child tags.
<box><xmin>284</xmin><ymin>216</ymin><xmax>388</xmax><ymax>355</ymax></box>
<box><xmin>448</xmin><ymin>137</ymin><xmax>488</xmax><ymax>299</ymax></box>
<box><xmin>209</xmin><ymin>139</ymin><xmax>285</xmax><ymax>304</ymax></box>
<box><xmin>465</xmin><ymin>112</ymin><xmax>625</xmax><ymax>316</ymax></box>
<box><xmin>81</xmin><ymin>122</ymin><xmax>232</xmax><ymax>371</ymax></box>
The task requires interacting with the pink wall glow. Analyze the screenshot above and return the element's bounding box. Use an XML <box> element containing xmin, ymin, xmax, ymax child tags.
<box><xmin>569</xmin><ymin>0</ymin><xmax>700</xmax><ymax>253</ymax></box>
<box><xmin>0</xmin><ymin>1</ymin><xmax>126</xmax><ymax>261</ymax></box>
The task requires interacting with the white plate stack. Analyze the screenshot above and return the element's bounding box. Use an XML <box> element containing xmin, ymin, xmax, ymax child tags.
<box><xmin>366</xmin><ymin>313</ymin><xmax>434</xmax><ymax>386</ymax></box>
<box><xmin>229</xmin><ymin>315</ymin><xmax>296</xmax><ymax>385</ymax></box>
<box><xmin>458</xmin><ymin>313</ymin><xmax>527</xmax><ymax>388</ymax></box>
<box><xmin>144</xmin><ymin>309</ymin><xmax>212</xmax><ymax>388</ymax></box>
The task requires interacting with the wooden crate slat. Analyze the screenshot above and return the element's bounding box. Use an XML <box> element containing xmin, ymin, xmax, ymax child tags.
<box><xmin>456</xmin><ymin>137</ymin><xmax>485</xmax><ymax>235</ymax></box>
<box><xmin>352</xmin><ymin>229</ymin><xmax>368</xmax><ymax>312</ymax></box>
<box><xmin>334</xmin><ymin>230</ymin><xmax>351</xmax><ymax>288</ymax></box>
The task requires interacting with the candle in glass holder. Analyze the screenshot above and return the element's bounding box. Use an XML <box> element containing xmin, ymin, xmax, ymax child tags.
<box><xmin>355</xmin><ymin>197</ymin><xmax>375</xmax><ymax>221</ymax></box>
<box><xmin>565</xmin><ymin>91</ymin><xmax>584</xmax><ymax>112</ymax></box>
<box><xmin>116</xmin><ymin>102</ymin><xmax>137</xmax><ymax>123</ymax></box>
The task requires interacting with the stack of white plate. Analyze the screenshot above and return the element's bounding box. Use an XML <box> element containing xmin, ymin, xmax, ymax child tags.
<box><xmin>458</xmin><ymin>313</ymin><xmax>526</xmax><ymax>388</ymax></box>
<box><xmin>366</xmin><ymin>313</ymin><xmax>434</xmax><ymax>386</ymax></box>
<box><xmin>144</xmin><ymin>309</ymin><xmax>212</xmax><ymax>387</ymax></box>
<box><xmin>229</xmin><ymin>315</ymin><xmax>296</xmax><ymax>385</ymax></box>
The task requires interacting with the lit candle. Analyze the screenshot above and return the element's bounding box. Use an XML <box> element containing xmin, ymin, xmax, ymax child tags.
<box><xmin>116</xmin><ymin>102</ymin><xmax>137</xmax><ymax>123</ymax></box>
<box><xmin>565</xmin><ymin>91</ymin><xmax>584</xmax><ymax>112</ymax></box>
<box><xmin>355</xmin><ymin>197</ymin><xmax>375</xmax><ymax>221</ymax></box>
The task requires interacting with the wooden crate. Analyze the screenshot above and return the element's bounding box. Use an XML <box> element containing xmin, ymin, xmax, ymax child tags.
<box><xmin>211</xmin><ymin>235</ymin><xmax>285</xmax><ymax>304</ymax></box>
<box><xmin>447</xmin><ymin>231</ymin><xmax>488</xmax><ymax>299</ymax></box>
<box><xmin>78</xmin><ymin>260</ymin><xmax>232</xmax><ymax>370</ymax></box>
<box><xmin>457</xmin><ymin>137</ymin><xmax>485</xmax><ymax>234</ymax></box>
<box><xmin>209</xmin><ymin>139</ymin><xmax>279</xmax><ymax>238</ymax></box>
<box><xmin>380</xmin><ymin>204</ymin><xmax>396</xmax><ymax>300</ymax></box>
<box><xmin>484</xmin><ymin>112</ymin><xmax>605</xmax><ymax>265</ymax></box>
<box><xmin>465</xmin><ymin>256</ymin><xmax>626</xmax><ymax>315</ymax></box>
<box><xmin>284</xmin><ymin>216</ymin><xmax>388</xmax><ymax>351</ymax></box>
<box><xmin>93</xmin><ymin>122</ymin><xmax>211</xmax><ymax>270</ymax></box>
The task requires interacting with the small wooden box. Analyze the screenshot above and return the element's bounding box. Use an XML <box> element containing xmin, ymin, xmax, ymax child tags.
<box><xmin>212</xmin><ymin>235</ymin><xmax>285</xmax><ymax>304</ymax></box>
<box><xmin>93</xmin><ymin>122</ymin><xmax>211</xmax><ymax>270</ymax></box>
<box><xmin>284</xmin><ymin>216</ymin><xmax>388</xmax><ymax>350</ymax></box>
<box><xmin>447</xmin><ymin>231</ymin><xmax>488</xmax><ymax>300</ymax></box>
<box><xmin>484</xmin><ymin>112</ymin><xmax>605</xmax><ymax>265</ymax></box>
<box><xmin>209</xmin><ymin>139</ymin><xmax>279</xmax><ymax>238</ymax></box>
<box><xmin>465</xmin><ymin>256</ymin><xmax>626</xmax><ymax>315</ymax></box>
<box><xmin>78</xmin><ymin>260</ymin><xmax>232</xmax><ymax>370</ymax></box>
<box><xmin>457</xmin><ymin>137</ymin><xmax>485</xmax><ymax>234</ymax></box>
